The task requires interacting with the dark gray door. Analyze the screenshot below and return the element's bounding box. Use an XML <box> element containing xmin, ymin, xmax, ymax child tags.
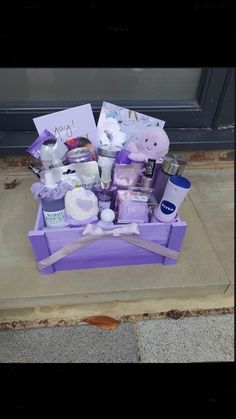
<box><xmin>0</xmin><ymin>67</ymin><xmax>234</xmax><ymax>153</ymax></box>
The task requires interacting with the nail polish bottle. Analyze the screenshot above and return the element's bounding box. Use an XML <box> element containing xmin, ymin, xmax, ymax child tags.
<box><xmin>141</xmin><ymin>159</ymin><xmax>156</xmax><ymax>188</ymax></box>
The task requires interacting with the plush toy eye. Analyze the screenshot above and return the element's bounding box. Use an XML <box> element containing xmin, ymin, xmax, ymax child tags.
<box><xmin>154</xmin><ymin>142</ymin><xmax>157</xmax><ymax>146</ymax></box>
<box><xmin>145</xmin><ymin>139</ymin><xmax>148</xmax><ymax>142</ymax></box>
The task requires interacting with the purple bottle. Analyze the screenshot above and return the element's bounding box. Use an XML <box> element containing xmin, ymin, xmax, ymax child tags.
<box><xmin>93</xmin><ymin>166</ymin><xmax>117</xmax><ymax>212</ymax></box>
<box><xmin>153</xmin><ymin>154</ymin><xmax>187</xmax><ymax>203</ymax></box>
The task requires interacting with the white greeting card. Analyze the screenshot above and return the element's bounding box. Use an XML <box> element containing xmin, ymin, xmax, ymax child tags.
<box><xmin>33</xmin><ymin>104</ymin><xmax>100</xmax><ymax>150</ymax></box>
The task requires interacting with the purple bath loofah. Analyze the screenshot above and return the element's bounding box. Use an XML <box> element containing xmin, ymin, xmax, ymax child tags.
<box><xmin>31</xmin><ymin>181</ymin><xmax>73</xmax><ymax>200</ymax></box>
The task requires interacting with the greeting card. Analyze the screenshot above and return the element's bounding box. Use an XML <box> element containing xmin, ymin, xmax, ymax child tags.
<box><xmin>33</xmin><ymin>104</ymin><xmax>100</xmax><ymax>151</ymax></box>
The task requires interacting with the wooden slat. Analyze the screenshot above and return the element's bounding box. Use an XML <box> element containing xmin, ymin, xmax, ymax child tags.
<box><xmin>163</xmin><ymin>222</ymin><xmax>188</xmax><ymax>265</ymax></box>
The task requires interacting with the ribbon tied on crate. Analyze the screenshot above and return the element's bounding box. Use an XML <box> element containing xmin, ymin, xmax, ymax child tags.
<box><xmin>37</xmin><ymin>222</ymin><xmax>179</xmax><ymax>271</ymax></box>
<box><xmin>82</xmin><ymin>222</ymin><xmax>140</xmax><ymax>237</ymax></box>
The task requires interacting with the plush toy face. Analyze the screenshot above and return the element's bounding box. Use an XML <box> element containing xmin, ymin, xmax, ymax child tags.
<box><xmin>138</xmin><ymin>126</ymin><xmax>170</xmax><ymax>160</ymax></box>
<box><xmin>140</xmin><ymin>135</ymin><xmax>159</xmax><ymax>158</ymax></box>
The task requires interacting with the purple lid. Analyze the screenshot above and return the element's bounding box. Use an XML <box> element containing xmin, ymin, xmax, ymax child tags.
<box><xmin>115</xmin><ymin>148</ymin><xmax>132</xmax><ymax>164</ymax></box>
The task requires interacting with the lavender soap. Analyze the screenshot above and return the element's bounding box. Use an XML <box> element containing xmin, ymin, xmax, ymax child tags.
<box><xmin>118</xmin><ymin>200</ymin><xmax>149</xmax><ymax>224</ymax></box>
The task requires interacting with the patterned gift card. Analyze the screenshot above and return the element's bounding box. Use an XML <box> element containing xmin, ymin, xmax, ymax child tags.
<box><xmin>97</xmin><ymin>101</ymin><xmax>166</xmax><ymax>148</ymax></box>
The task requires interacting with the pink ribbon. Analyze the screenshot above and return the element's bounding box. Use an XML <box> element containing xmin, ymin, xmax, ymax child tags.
<box><xmin>38</xmin><ymin>223</ymin><xmax>179</xmax><ymax>271</ymax></box>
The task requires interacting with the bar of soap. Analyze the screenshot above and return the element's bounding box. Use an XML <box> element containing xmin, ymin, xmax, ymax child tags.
<box><xmin>118</xmin><ymin>200</ymin><xmax>149</xmax><ymax>224</ymax></box>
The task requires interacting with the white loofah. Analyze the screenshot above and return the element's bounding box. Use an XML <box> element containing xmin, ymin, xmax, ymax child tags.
<box><xmin>65</xmin><ymin>187</ymin><xmax>98</xmax><ymax>221</ymax></box>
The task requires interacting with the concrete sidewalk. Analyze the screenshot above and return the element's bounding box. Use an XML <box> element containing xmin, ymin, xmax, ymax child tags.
<box><xmin>0</xmin><ymin>164</ymin><xmax>234</xmax><ymax>364</ymax></box>
<box><xmin>0</xmin><ymin>313</ymin><xmax>234</xmax><ymax>363</ymax></box>
<box><xmin>0</xmin><ymin>167</ymin><xmax>234</xmax><ymax>322</ymax></box>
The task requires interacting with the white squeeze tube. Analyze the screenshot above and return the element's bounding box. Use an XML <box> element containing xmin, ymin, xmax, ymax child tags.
<box><xmin>155</xmin><ymin>175</ymin><xmax>191</xmax><ymax>222</ymax></box>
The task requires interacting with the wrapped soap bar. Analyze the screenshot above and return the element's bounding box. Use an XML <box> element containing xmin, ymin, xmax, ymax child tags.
<box><xmin>114</xmin><ymin>187</ymin><xmax>153</xmax><ymax>212</ymax></box>
<box><xmin>113</xmin><ymin>163</ymin><xmax>143</xmax><ymax>189</ymax></box>
<box><xmin>129</xmin><ymin>187</ymin><xmax>153</xmax><ymax>202</ymax></box>
<box><xmin>117</xmin><ymin>200</ymin><xmax>149</xmax><ymax>224</ymax></box>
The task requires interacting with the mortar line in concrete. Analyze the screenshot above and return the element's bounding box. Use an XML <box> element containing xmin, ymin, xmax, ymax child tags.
<box><xmin>133</xmin><ymin>320</ymin><xmax>143</xmax><ymax>363</ymax></box>
<box><xmin>188</xmin><ymin>193</ymin><xmax>233</xmax><ymax>290</ymax></box>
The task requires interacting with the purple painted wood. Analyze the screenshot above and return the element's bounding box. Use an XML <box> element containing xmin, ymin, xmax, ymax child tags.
<box><xmin>163</xmin><ymin>222</ymin><xmax>188</xmax><ymax>265</ymax></box>
<box><xmin>28</xmin><ymin>231</ymin><xmax>54</xmax><ymax>275</ymax></box>
<box><xmin>33</xmin><ymin>202</ymin><xmax>45</xmax><ymax>230</ymax></box>
<box><xmin>28</xmin><ymin>204</ymin><xmax>188</xmax><ymax>274</ymax></box>
<box><xmin>45</xmin><ymin>235</ymin><xmax>165</xmax><ymax>271</ymax></box>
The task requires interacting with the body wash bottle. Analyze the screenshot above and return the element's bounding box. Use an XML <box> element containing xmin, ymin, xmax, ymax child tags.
<box><xmin>41</xmin><ymin>172</ymin><xmax>68</xmax><ymax>228</ymax></box>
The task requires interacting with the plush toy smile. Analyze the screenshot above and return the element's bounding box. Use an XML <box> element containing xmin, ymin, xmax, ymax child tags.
<box><xmin>127</xmin><ymin>126</ymin><xmax>170</xmax><ymax>163</ymax></box>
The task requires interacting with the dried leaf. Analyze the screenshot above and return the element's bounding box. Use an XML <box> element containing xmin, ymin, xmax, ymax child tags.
<box><xmin>134</xmin><ymin>111</ymin><xmax>138</xmax><ymax>122</ymax></box>
<box><xmin>128</xmin><ymin>109</ymin><xmax>132</xmax><ymax>118</ymax></box>
<box><xmin>4</xmin><ymin>178</ymin><xmax>19</xmax><ymax>189</ymax></box>
<box><xmin>165</xmin><ymin>309</ymin><xmax>183</xmax><ymax>319</ymax></box>
<box><xmin>81</xmin><ymin>315</ymin><xmax>120</xmax><ymax>330</ymax></box>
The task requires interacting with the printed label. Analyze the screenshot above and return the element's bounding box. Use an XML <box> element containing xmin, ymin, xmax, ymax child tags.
<box><xmin>43</xmin><ymin>209</ymin><xmax>67</xmax><ymax>228</ymax></box>
<box><xmin>130</xmin><ymin>192</ymin><xmax>148</xmax><ymax>202</ymax></box>
<box><xmin>160</xmin><ymin>200</ymin><xmax>176</xmax><ymax>215</ymax></box>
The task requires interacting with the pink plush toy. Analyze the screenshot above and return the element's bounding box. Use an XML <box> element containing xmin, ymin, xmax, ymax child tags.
<box><xmin>127</xmin><ymin>126</ymin><xmax>170</xmax><ymax>163</ymax></box>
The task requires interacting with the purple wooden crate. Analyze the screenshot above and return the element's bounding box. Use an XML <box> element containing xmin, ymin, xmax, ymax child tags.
<box><xmin>28</xmin><ymin>203</ymin><xmax>187</xmax><ymax>275</ymax></box>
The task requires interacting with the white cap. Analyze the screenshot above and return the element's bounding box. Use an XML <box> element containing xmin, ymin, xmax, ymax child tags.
<box><xmin>100</xmin><ymin>208</ymin><xmax>115</xmax><ymax>223</ymax></box>
<box><xmin>44</xmin><ymin>171</ymin><xmax>57</xmax><ymax>189</ymax></box>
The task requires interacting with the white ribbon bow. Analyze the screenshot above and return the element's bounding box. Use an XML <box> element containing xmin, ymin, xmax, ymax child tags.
<box><xmin>82</xmin><ymin>222</ymin><xmax>140</xmax><ymax>237</ymax></box>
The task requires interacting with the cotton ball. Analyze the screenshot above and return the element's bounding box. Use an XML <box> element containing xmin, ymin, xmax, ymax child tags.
<box><xmin>100</xmin><ymin>208</ymin><xmax>115</xmax><ymax>223</ymax></box>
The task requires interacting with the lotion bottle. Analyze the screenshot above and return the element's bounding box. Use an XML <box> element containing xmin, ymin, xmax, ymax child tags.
<box><xmin>41</xmin><ymin>172</ymin><xmax>68</xmax><ymax>228</ymax></box>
